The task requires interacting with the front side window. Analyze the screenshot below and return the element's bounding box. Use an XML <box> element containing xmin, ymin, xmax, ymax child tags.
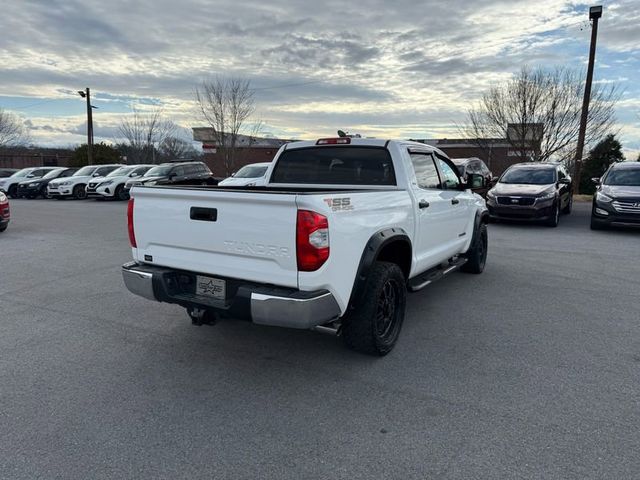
<box><xmin>436</xmin><ymin>158</ymin><xmax>461</xmax><ymax>189</ymax></box>
<box><xmin>410</xmin><ymin>153</ymin><xmax>440</xmax><ymax>189</ymax></box>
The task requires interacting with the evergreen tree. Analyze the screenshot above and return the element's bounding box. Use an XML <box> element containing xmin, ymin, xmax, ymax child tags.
<box><xmin>70</xmin><ymin>142</ymin><xmax>122</xmax><ymax>167</ymax></box>
<box><xmin>579</xmin><ymin>134</ymin><xmax>624</xmax><ymax>194</ymax></box>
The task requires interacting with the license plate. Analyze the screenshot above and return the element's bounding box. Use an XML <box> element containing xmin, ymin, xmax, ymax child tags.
<box><xmin>195</xmin><ymin>275</ymin><xmax>226</xmax><ymax>300</ymax></box>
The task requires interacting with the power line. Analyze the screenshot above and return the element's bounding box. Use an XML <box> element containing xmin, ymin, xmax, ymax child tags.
<box><xmin>3</xmin><ymin>98</ymin><xmax>62</xmax><ymax>110</ymax></box>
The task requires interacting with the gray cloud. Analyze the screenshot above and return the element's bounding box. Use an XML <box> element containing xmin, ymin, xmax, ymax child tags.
<box><xmin>0</xmin><ymin>0</ymin><xmax>638</xmax><ymax>155</ymax></box>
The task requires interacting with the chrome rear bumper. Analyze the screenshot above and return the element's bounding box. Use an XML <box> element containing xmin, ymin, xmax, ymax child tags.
<box><xmin>122</xmin><ymin>262</ymin><xmax>341</xmax><ymax>329</ymax></box>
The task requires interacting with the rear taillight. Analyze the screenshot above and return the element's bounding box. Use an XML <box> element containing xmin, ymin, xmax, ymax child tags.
<box><xmin>127</xmin><ymin>198</ymin><xmax>137</xmax><ymax>248</ymax></box>
<box><xmin>296</xmin><ymin>210</ymin><xmax>329</xmax><ymax>271</ymax></box>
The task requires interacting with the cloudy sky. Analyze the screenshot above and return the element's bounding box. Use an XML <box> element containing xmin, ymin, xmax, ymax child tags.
<box><xmin>1</xmin><ymin>0</ymin><xmax>639</xmax><ymax>158</ymax></box>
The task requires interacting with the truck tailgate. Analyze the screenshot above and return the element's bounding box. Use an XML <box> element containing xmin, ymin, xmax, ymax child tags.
<box><xmin>131</xmin><ymin>187</ymin><xmax>299</xmax><ymax>287</ymax></box>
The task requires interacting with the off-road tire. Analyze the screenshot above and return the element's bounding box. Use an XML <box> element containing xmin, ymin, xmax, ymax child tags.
<box><xmin>73</xmin><ymin>184</ymin><xmax>87</xmax><ymax>200</ymax></box>
<box><xmin>462</xmin><ymin>223</ymin><xmax>488</xmax><ymax>274</ymax></box>
<box><xmin>546</xmin><ymin>202</ymin><xmax>560</xmax><ymax>227</ymax></box>
<box><xmin>342</xmin><ymin>261</ymin><xmax>406</xmax><ymax>356</ymax></box>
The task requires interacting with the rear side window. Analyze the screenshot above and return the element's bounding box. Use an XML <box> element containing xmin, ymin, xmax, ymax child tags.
<box><xmin>271</xmin><ymin>147</ymin><xmax>396</xmax><ymax>185</ymax></box>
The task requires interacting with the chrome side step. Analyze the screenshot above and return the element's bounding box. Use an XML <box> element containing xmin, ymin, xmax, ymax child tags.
<box><xmin>407</xmin><ymin>257</ymin><xmax>468</xmax><ymax>292</ymax></box>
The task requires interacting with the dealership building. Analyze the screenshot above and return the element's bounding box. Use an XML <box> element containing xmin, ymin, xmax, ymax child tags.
<box><xmin>192</xmin><ymin>124</ymin><xmax>542</xmax><ymax>178</ymax></box>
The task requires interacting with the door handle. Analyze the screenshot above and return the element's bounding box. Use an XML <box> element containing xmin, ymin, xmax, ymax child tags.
<box><xmin>418</xmin><ymin>200</ymin><xmax>430</xmax><ymax>209</ymax></box>
<box><xmin>451</xmin><ymin>198</ymin><xmax>460</xmax><ymax>205</ymax></box>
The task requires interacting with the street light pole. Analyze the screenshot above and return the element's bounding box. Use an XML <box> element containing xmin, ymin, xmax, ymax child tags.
<box><xmin>574</xmin><ymin>5</ymin><xmax>603</xmax><ymax>192</ymax></box>
<box><xmin>78</xmin><ymin>88</ymin><xmax>94</xmax><ymax>164</ymax></box>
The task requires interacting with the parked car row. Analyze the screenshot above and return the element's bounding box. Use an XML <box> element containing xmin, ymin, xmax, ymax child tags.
<box><xmin>0</xmin><ymin>161</ymin><xmax>217</xmax><ymax>201</ymax></box>
<box><xmin>3</xmin><ymin>158</ymin><xmax>639</xmax><ymax>234</ymax></box>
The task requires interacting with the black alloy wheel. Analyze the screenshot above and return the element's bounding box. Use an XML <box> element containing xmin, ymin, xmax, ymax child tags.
<box><xmin>375</xmin><ymin>278</ymin><xmax>402</xmax><ymax>339</ymax></box>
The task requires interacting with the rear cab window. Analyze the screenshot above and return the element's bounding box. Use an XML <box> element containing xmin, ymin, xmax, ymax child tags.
<box><xmin>270</xmin><ymin>147</ymin><xmax>396</xmax><ymax>186</ymax></box>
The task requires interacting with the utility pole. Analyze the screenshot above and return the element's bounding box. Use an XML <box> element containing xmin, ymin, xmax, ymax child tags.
<box><xmin>574</xmin><ymin>5</ymin><xmax>603</xmax><ymax>191</ymax></box>
<box><xmin>78</xmin><ymin>88</ymin><xmax>94</xmax><ymax>164</ymax></box>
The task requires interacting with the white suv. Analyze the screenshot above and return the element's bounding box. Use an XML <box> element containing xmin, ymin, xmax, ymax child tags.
<box><xmin>218</xmin><ymin>162</ymin><xmax>271</xmax><ymax>187</ymax></box>
<box><xmin>48</xmin><ymin>164</ymin><xmax>122</xmax><ymax>199</ymax></box>
<box><xmin>86</xmin><ymin>165</ymin><xmax>153</xmax><ymax>201</ymax></box>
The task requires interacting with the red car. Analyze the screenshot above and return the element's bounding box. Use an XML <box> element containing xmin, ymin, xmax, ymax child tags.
<box><xmin>0</xmin><ymin>192</ymin><xmax>9</xmax><ymax>232</ymax></box>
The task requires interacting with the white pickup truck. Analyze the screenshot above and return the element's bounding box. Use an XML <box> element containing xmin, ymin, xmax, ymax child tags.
<box><xmin>122</xmin><ymin>137</ymin><xmax>489</xmax><ymax>355</ymax></box>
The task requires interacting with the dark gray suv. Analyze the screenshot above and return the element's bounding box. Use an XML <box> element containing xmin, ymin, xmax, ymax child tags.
<box><xmin>591</xmin><ymin>162</ymin><xmax>640</xmax><ymax>230</ymax></box>
<box><xmin>486</xmin><ymin>163</ymin><xmax>573</xmax><ymax>227</ymax></box>
<box><xmin>124</xmin><ymin>161</ymin><xmax>215</xmax><ymax>192</ymax></box>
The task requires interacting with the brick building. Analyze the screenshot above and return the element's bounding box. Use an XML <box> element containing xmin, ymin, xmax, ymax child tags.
<box><xmin>0</xmin><ymin>147</ymin><xmax>73</xmax><ymax>170</ymax></box>
<box><xmin>192</xmin><ymin>123</ymin><xmax>542</xmax><ymax>178</ymax></box>
<box><xmin>413</xmin><ymin>138</ymin><xmax>532</xmax><ymax>176</ymax></box>
<box><xmin>415</xmin><ymin>123</ymin><xmax>543</xmax><ymax>176</ymax></box>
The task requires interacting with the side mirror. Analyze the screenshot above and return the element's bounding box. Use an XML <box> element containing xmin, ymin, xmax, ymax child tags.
<box><xmin>231</xmin><ymin>172</ymin><xmax>236</xmax><ymax>177</ymax></box>
<box><xmin>466</xmin><ymin>173</ymin><xmax>485</xmax><ymax>189</ymax></box>
<box><xmin>92</xmin><ymin>172</ymin><xmax>101</xmax><ymax>177</ymax></box>
<box><xmin>26</xmin><ymin>174</ymin><xmax>35</xmax><ymax>178</ymax></box>
<box><xmin>591</xmin><ymin>177</ymin><xmax>601</xmax><ymax>185</ymax></box>
<box><xmin>559</xmin><ymin>178</ymin><xmax>571</xmax><ymax>185</ymax></box>
<box><xmin>130</xmin><ymin>172</ymin><xmax>139</xmax><ymax>178</ymax></box>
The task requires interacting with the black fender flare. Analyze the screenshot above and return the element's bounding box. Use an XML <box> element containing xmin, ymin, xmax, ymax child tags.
<box><xmin>347</xmin><ymin>228</ymin><xmax>412</xmax><ymax>310</ymax></box>
<box><xmin>464</xmin><ymin>209</ymin><xmax>489</xmax><ymax>255</ymax></box>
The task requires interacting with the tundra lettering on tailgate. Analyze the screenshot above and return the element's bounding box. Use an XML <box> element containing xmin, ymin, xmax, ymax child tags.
<box><xmin>223</xmin><ymin>240</ymin><xmax>290</xmax><ymax>258</ymax></box>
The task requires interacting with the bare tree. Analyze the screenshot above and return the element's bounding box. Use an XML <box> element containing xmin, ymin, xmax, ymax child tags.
<box><xmin>0</xmin><ymin>108</ymin><xmax>29</xmax><ymax>147</ymax></box>
<box><xmin>461</xmin><ymin>66</ymin><xmax>619</xmax><ymax>171</ymax></box>
<box><xmin>158</xmin><ymin>136</ymin><xmax>198</xmax><ymax>161</ymax></box>
<box><xmin>195</xmin><ymin>77</ymin><xmax>260</xmax><ymax>175</ymax></box>
<box><xmin>118</xmin><ymin>108</ymin><xmax>178</xmax><ymax>163</ymax></box>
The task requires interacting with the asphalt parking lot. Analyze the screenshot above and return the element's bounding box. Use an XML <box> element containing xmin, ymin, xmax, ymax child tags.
<box><xmin>1</xmin><ymin>198</ymin><xmax>639</xmax><ymax>479</ymax></box>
